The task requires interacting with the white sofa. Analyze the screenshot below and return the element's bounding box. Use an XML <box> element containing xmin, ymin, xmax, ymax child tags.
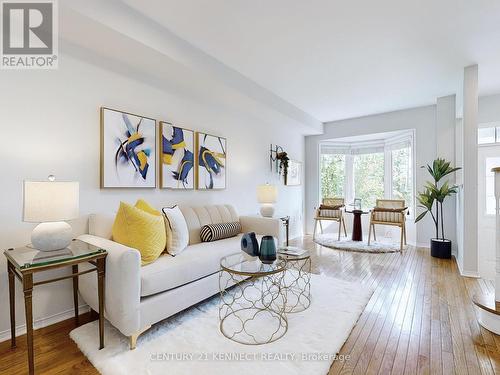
<box><xmin>76</xmin><ymin>204</ymin><xmax>281</xmax><ymax>349</ymax></box>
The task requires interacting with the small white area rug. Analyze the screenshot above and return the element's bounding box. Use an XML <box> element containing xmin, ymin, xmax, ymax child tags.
<box><xmin>314</xmin><ymin>234</ymin><xmax>405</xmax><ymax>253</ymax></box>
<box><xmin>70</xmin><ymin>274</ymin><xmax>372</xmax><ymax>375</ymax></box>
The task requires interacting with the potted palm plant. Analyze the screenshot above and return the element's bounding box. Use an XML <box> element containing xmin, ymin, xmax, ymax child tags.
<box><xmin>415</xmin><ymin>158</ymin><xmax>461</xmax><ymax>258</ymax></box>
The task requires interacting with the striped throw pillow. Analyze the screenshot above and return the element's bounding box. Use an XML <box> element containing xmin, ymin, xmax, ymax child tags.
<box><xmin>200</xmin><ymin>222</ymin><xmax>242</xmax><ymax>242</ymax></box>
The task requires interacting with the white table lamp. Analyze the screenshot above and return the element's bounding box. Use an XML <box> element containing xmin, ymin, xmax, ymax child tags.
<box><xmin>257</xmin><ymin>184</ymin><xmax>277</xmax><ymax>217</ymax></box>
<box><xmin>23</xmin><ymin>176</ymin><xmax>79</xmax><ymax>251</ymax></box>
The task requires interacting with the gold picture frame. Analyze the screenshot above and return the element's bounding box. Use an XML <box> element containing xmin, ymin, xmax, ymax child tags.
<box><xmin>159</xmin><ymin>121</ymin><xmax>195</xmax><ymax>190</ymax></box>
<box><xmin>195</xmin><ymin>131</ymin><xmax>227</xmax><ymax>190</ymax></box>
<box><xmin>286</xmin><ymin>159</ymin><xmax>302</xmax><ymax>186</ymax></box>
<box><xmin>100</xmin><ymin>107</ymin><xmax>157</xmax><ymax>188</ymax></box>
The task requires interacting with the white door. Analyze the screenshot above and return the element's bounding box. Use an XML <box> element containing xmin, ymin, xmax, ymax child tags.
<box><xmin>478</xmin><ymin>145</ymin><xmax>500</xmax><ymax>280</ymax></box>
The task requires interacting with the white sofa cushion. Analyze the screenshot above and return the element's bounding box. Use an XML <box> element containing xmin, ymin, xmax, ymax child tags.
<box><xmin>140</xmin><ymin>234</ymin><xmax>245</xmax><ymax>297</ymax></box>
<box><xmin>162</xmin><ymin>206</ymin><xmax>189</xmax><ymax>255</ymax></box>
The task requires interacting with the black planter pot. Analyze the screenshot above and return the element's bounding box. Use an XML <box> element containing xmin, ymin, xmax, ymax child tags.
<box><xmin>430</xmin><ymin>238</ymin><xmax>452</xmax><ymax>259</ymax></box>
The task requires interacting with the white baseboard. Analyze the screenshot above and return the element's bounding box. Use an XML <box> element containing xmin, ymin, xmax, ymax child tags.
<box><xmin>415</xmin><ymin>242</ymin><xmax>431</xmax><ymax>248</ymax></box>
<box><xmin>456</xmin><ymin>258</ymin><xmax>480</xmax><ymax>278</ymax></box>
<box><xmin>0</xmin><ymin>304</ymin><xmax>89</xmax><ymax>343</ymax></box>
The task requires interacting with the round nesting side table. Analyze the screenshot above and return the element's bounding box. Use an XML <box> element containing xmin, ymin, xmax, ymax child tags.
<box><xmin>219</xmin><ymin>253</ymin><xmax>288</xmax><ymax>345</ymax></box>
<box><xmin>279</xmin><ymin>250</ymin><xmax>311</xmax><ymax>313</ymax></box>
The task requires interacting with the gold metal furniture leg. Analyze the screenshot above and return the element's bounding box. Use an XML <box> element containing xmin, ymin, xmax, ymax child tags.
<box><xmin>23</xmin><ymin>273</ymin><xmax>34</xmax><ymax>375</ymax></box>
<box><xmin>129</xmin><ymin>325</ymin><xmax>152</xmax><ymax>350</ymax></box>
<box><xmin>97</xmin><ymin>257</ymin><xmax>106</xmax><ymax>350</ymax></box>
<box><xmin>72</xmin><ymin>264</ymin><xmax>79</xmax><ymax>326</ymax></box>
<box><xmin>8</xmin><ymin>261</ymin><xmax>16</xmax><ymax>348</ymax></box>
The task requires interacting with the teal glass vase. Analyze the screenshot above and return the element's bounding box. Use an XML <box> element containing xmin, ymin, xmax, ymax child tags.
<box><xmin>259</xmin><ymin>236</ymin><xmax>276</xmax><ymax>264</ymax></box>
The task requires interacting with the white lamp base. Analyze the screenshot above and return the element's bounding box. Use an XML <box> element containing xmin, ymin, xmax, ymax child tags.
<box><xmin>260</xmin><ymin>204</ymin><xmax>275</xmax><ymax>218</ymax></box>
<box><xmin>31</xmin><ymin>222</ymin><xmax>73</xmax><ymax>251</ymax></box>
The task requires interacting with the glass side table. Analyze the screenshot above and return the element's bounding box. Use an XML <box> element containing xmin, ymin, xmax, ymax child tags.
<box><xmin>4</xmin><ymin>239</ymin><xmax>107</xmax><ymax>375</ymax></box>
<box><xmin>279</xmin><ymin>249</ymin><xmax>312</xmax><ymax>313</ymax></box>
<box><xmin>219</xmin><ymin>253</ymin><xmax>288</xmax><ymax>345</ymax></box>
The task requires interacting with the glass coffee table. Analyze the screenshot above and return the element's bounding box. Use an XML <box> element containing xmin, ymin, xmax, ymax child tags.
<box><xmin>219</xmin><ymin>253</ymin><xmax>288</xmax><ymax>345</ymax></box>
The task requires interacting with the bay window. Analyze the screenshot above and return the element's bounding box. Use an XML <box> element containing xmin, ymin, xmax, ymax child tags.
<box><xmin>319</xmin><ymin>131</ymin><xmax>415</xmax><ymax>215</ymax></box>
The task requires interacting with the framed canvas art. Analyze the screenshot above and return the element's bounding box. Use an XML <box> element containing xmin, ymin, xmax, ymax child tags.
<box><xmin>160</xmin><ymin>122</ymin><xmax>194</xmax><ymax>189</ymax></box>
<box><xmin>286</xmin><ymin>160</ymin><xmax>302</xmax><ymax>186</ymax></box>
<box><xmin>100</xmin><ymin>107</ymin><xmax>156</xmax><ymax>188</ymax></box>
<box><xmin>196</xmin><ymin>132</ymin><xmax>227</xmax><ymax>190</ymax></box>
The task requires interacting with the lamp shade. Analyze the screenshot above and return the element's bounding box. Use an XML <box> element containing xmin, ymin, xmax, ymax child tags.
<box><xmin>257</xmin><ymin>184</ymin><xmax>277</xmax><ymax>204</ymax></box>
<box><xmin>23</xmin><ymin>181</ymin><xmax>79</xmax><ymax>222</ymax></box>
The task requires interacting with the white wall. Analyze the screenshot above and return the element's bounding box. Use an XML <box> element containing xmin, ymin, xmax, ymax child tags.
<box><xmin>461</xmin><ymin>65</ymin><xmax>479</xmax><ymax>276</ymax></box>
<box><xmin>479</xmin><ymin>93</ymin><xmax>500</xmax><ymax>123</ymax></box>
<box><xmin>305</xmin><ymin>105</ymin><xmax>438</xmax><ymax>246</ymax></box>
<box><xmin>0</xmin><ymin>54</ymin><xmax>305</xmax><ymax>340</ymax></box>
<box><xmin>436</xmin><ymin>95</ymin><xmax>457</xmax><ymax>255</ymax></box>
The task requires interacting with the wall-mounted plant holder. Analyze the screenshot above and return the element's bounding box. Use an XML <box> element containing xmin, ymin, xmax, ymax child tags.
<box><xmin>269</xmin><ymin>144</ymin><xmax>289</xmax><ymax>184</ymax></box>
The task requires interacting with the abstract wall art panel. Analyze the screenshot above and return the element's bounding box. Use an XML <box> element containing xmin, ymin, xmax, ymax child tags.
<box><xmin>100</xmin><ymin>107</ymin><xmax>156</xmax><ymax>188</ymax></box>
<box><xmin>196</xmin><ymin>132</ymin><xmax>227</xmax><ymax>190</ymax></box>
<box><xmin>160</xmin><ymin>122</ymin><xmax>194</xmax><ymax>189</ymax></box>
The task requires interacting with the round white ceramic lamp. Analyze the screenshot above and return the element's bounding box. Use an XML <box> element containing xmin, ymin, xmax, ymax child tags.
<box><xmin>23</xmin><ymin>176</ymin><xmax>79</xmax><ymax>251</ymax></box>
<box><xmin>257</xmin><ymin>184</ymin><xmax>277</xmax><ymax>218</ymax></box>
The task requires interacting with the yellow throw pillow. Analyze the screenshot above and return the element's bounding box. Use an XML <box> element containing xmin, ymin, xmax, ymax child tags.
<box><xmin>135</xmin><ymin>199</ymin><xmax>171</xmax><ymax>252</ymax></box>
<box><xmin>112</xmin><ymin>201</ymin><xmax>166</xmax><ymax>266</ymax></box>
<box><xmin>135</xmin><ymin>199</ymin><xmax>161</xmax><ymax>216</ymax></box>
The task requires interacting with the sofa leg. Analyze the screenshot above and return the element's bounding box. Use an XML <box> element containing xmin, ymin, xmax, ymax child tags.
<box><xmin>129</xmin><ymin>325</ymin><xmax>152</xmax><ymax>350</ymax></box>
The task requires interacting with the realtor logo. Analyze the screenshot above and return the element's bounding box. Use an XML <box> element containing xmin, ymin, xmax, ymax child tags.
<box><xmin>1</xmin><ymin>0</ymin><xmax>58</xmax><ymax>69</ymax></box>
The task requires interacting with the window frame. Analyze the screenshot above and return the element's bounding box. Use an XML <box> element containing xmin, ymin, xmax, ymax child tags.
<box><xmin>478</xmin><ymin>122</ymin><xmax>500</xmax><ymax>146</ymax></box>
<box><xmin>318</xmin><ymin>130</ymin><xmax>416</xmax><ymax>218</ymax></box>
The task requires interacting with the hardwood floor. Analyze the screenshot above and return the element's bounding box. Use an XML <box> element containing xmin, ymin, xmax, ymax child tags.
<box><xmin>1</xmin><ymin>236</ymin><xmax>499</xmax><ymax>374</ymax></box>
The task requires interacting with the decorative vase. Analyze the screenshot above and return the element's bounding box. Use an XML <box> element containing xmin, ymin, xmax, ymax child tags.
<box><xmin>241</xmin><ymin>232</ymin><xmax>259</xmax><ymax>257</ymax></box>
<box><xmin>259</xmin><ymin>236</ymin><xmax>276</xmax><ymax>264</ymax></box>
<box><xmin>430</xmin><ymin>238</ymin><xmax>452</xmax><ymax>259</ymax></box>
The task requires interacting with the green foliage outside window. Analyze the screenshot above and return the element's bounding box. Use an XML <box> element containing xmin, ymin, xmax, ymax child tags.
<box><xmin>354</xmin><ymin>153</ymin><xmax>384</xmax><ymax>209</ymax></box>
<box><xmin>392</xmin><ymin>147</ymin><xmax>413</xmax><ymax>213</ymax></box>
<box><xmin>320</xmin><ymin>146</ymin><xmax>413</xmax><ymax>212</ymax></box>
<box><xmin>320</xmin><ymin>154</ymin><xmax>345</xmax><ymax>199</ymax></box>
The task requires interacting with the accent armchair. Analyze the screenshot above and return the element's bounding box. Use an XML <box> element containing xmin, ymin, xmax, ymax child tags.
<box><xmin>313</xmin><ymin>197</ymin><xmax>347</xmax><ymax>240</ymax></box>
<box><xmin>368</xmin><ymin>199</ymin><xmax>407</xmax><ymax>251</ymax></box>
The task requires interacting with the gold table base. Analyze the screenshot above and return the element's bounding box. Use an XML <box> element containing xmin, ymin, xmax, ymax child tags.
<box><xmin>219</xmin><ymin>269</ymin><xmax>288</xmax><ymax>345</ymax></box>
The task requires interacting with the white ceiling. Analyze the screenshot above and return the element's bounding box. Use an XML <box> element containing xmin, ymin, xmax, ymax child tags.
<box><xmin>123</xmin><ymin>0</ymin><xmax>500</xmax><ymax>123</ymax></box>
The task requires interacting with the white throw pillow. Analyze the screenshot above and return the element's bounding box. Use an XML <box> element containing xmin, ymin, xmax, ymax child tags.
<box><xmin>162</xmin><ymin>206</ymin><xmax>189</xmax><ymax>255</ymax></box>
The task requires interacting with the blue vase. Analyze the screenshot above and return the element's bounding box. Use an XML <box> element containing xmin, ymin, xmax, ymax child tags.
<box><xmin>241</xmin><ymin>232</ymin><xmax>259</xmax><ymax>257</ymax></box>
<box><xmin>259</xmin><ymin>236</ymin><xmax>276</xmax><ymax>264</ymax></box>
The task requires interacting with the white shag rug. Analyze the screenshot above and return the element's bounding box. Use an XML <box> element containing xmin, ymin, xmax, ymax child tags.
<box><xmin>70</xmin><ymin>274</ymin><xmax>372</xmax><ymax>375</ymax></box>
<box><xmin>314</xmin><ymin>234</ymin><xmax>405</xmax><ymax>253</ymax></box>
